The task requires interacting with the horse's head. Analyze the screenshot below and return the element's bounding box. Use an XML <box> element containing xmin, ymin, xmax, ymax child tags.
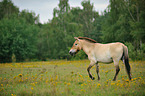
<box><xmin>69</xmin><ymin>37</ymin><xmax>82</xmax><ymax>56</ymax></box>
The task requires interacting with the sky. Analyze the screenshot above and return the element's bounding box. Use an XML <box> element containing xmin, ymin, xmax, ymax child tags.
<box><xmin>11</xmin><ymin>0</ymin><xmax>109</xmax><ymax>24</ymax></box>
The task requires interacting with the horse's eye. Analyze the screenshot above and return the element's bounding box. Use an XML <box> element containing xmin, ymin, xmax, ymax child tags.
<box><xmin>75</xmin><ymin>44</ymin><xmax>78</xmax><ymax>46</ymax></box>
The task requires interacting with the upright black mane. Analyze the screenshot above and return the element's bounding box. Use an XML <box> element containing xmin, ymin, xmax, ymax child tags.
<box><xmin>78</xmin><ymin>37</ymin><xmax>97</xmax><ymax>43</ymax></box>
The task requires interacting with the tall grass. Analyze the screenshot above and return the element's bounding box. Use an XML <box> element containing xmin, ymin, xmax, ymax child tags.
<box><xmin>0</xmin><ymin>60</ymin><xmax>145</xmax><ymax>96</ymax></box>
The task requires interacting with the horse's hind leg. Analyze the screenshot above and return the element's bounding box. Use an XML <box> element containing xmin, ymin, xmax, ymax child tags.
<box><xmin>87</xmin><ymin>61</ymin><xmax>95</xmax><ymax>80</ymax></box>
<box><xmin>113</xmin><ymin>60</ymin><xmax>120</xmax><ymax>81</ymax></box>
<box><xmin>96</xmin><ymin>63</ymin><xmax>100</xmax><ymax>80</ymax></box>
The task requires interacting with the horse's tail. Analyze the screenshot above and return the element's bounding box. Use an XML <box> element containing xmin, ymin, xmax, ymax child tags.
<box><xmin>123</xmin><ymin>45</ymin><xmax>132</xmax><ymax>80</ymax></box>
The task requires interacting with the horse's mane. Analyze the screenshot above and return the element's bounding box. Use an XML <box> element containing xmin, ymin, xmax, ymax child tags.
<box><xmin>78</xmin><ymin>37</ymin><xmax>97</xmax><ymax>43</ymax></box>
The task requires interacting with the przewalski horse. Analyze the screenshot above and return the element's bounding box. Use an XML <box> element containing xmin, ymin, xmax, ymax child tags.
<box><xmin>69</xmin><ymin>37</ymin><xmax>132</xmax><ymax>81</ymax></box>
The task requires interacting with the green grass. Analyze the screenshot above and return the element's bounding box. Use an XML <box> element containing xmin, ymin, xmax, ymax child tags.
<box><xmin>0</xmin><ymin>60</ymin><xmax>145</xmax><ymax>96</ymax></box>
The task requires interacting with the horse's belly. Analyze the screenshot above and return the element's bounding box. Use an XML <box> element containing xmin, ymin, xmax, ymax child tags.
<box><xmin>97</xmin><ymin>56</ymin><xmax>113</xmax><ymax>63</ymax></box>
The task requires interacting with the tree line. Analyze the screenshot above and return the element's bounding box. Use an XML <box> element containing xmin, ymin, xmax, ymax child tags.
<box><xmin>0</xmin><ymin>0</ymin><xmax>145</xmax><ymax>63</ymax></box>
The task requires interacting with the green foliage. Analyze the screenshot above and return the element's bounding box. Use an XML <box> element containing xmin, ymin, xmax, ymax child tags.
<box><xmin>125</xmin><ymin>43</ymin><xmax>145</xmax><ymax>60</ymax></box>
<box><xmin>0</xmin><ymin>0</ymin><xmax>145</xmax><ymax>62</ymax></box>
<box><xmin>0</xmin><ymin>16</ymin><xmax>39</xmax><ymax>62</ymax></box>
<box><xmin>125</xmin><ymin>43</ymin><xmax>136</xmax><ymax>60</ymax></box>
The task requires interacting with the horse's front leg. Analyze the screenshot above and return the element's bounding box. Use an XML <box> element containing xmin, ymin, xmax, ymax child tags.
<box><xmin>87</xmin><ymin>61</ymin><xmax>95</xmax><ymax>80</ymax></box>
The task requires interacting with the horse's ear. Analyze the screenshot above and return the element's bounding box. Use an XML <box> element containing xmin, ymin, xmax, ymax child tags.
<box><xmin>74</xmin><ymin>37</ymin><xmax>80</xmax><ymax>41</ymax></box>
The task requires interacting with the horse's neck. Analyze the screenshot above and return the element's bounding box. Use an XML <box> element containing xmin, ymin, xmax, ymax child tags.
<box><xmin>81</xmin><ymin>40</ymin><xmax>94</xmax><ymax>55</ymax></box>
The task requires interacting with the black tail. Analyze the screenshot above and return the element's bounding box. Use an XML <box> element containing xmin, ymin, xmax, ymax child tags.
<box><xmin>123</xmin><ymin>45</ymin><xmax>132</xmax><ymax>80</ymax></box>
<box><xmin>124</xmin><ymin>57</ymin><xmax>132</xmax><ymax>80</ymax></box>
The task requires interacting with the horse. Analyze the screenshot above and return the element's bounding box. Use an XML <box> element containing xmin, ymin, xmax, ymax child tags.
<box><xmin>69</xmin><ymin>37</ymin><xmax>132</xmax><ymax>81</ymax></box>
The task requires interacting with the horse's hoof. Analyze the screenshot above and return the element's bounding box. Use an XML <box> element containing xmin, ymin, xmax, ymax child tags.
<box><xmin>112</xmin><ymin>79</ymin><xmax>116</xmax><ymax>81</ymax></box>
<box><xmin>92</xmin><ymin>77</ymin><xmax>95</xmax><ymax>80</ymax></box>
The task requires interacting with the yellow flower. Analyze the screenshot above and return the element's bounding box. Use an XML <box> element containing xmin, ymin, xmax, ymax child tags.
<box><xmin>31</xmin><ymin>87</ymin><xmax>33</xmax><ymax>90</ymax></box>
<box><xmin>97</xmin><ymin>83</ymin><xmax>101</xmax><ymax>87</ymax></box>
<box><xmin>13</xmin><ymin>76</ymin><xmax>16</xmax><ymax>79</ymax></box>
<box><xmin>31</xmin><ymin>83</ymin><xmax>35</xmax><ymax>86</ymax></box>
<box><xmin>81</xmin><ymin>84</ymin><xmax>83</xmax><ymax>86</ymax></box>
<box><xmin>117</xmin><ymin>80</ymin><xmax>120</xmax><ymax>83</ymax></box>
<box><xmin>64</xmin><ymin>82</ymin><xmax>67</xmax><ymax>85</ymax></box>
<box><xmin>18</xmin><ymin>74</ymin><xmax>22</xmax><ymax>77</ymax></box>
<box><xmin>1</xmin><ymin>84</ymin><xmax>3</xmax><ymax>87</ymax></box>
<box><xmin>111</xmin><ymin>83</ymin><xmax>115</xmax><ymax>85</ymax></box>
<box><xmin>105</xmin><ymin>70</ymin><xmax>109</xmax><ymax>73</ymax></box>
<box><xmin>122</xmin><ymin>78</ymin><xmax>125</xmax><ymax>81</ymax></box>
<box><xmin>67</xmin><ymin>83</ymin><xmax>71</xmax><ymax>86</ymax></box>
<box><xmin>81</xmin><ymin>89</ymin><xmax>86</xmax><ymax>92</ymax></box>
<box><xmin>126</xmin><ymin>79</ymin><xmax>129</xmax><ymax>82</ymax></box>
<box><xmin>79</xmin><ymin>74</ymin><xmax>82</xmax><ymax>77</ymax></box>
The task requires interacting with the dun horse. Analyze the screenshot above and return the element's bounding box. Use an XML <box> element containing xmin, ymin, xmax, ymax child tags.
<box><xmin>69</xmin><ymin>37</ymin><xmax>132</xmax><ymax>81</ymax></box>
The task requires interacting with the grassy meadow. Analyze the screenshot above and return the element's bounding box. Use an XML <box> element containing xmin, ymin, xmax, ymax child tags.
<box><xmin>0</xmin><ymin>60</ymin><xmax>145</xmax><ymax>96</ymax></box>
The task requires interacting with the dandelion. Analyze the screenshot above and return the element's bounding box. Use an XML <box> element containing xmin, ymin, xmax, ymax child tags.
<box><xmin>64</xmin><ymin>82</ymin><xmax>67</xmax><ymax>85</ymax></box>
<box><xmin>45</xmin><ymin>80</ymin><xmax>48</xmax><ymax>83</ymax></box>
<box><xmin>50</xmin><ymin>77</ymin><xmax>53</xmax><ymax>82</ymax></box>
<box><xmin>134</xmin><ymin>78</ymin><xmax>137</xmax><ymax>80</ymax></box>
<box><xmin>116</xmin><ymin>83</ymin><xmax>119</xmax><ymax>86</ymax></box>
<box><xmin>81</xmin><ymin>84</ymin><xmax>83</xmax><ymax>86</ymax></box>
<box><xmin>1</xmin><ymin>84</ymin><xmax>3</xmax><ymax>87</ymax></box>
<box><xmin>18</xmin><ymin>74</ymin><xmax>22</xmax><ymax>77</ymax></box>
<box><xmin>67</xmin><ymin>83</ymin><xmax>71</xmax><ymax>86</ymax></box>
<box><xmin>81</xmin><ymin>89</ymin><xmax>86</xmax><ymax>92</ymax></box>
<box><xmin>111</xmin><ymin>83</ymin><xmax>115</xmax><ymax>85</ymax></box>
<box><xmin>87</xmin><ymin>80</ymin><xmax>90</xmax><ymax>83</ymax></box>
<box><xmin>79</xmin><ymin>74</ymin><xmax>82</xmax><ymax>77</ymax></box>
<box><xmin>105</xmin><ymin>70</ymin><xmax>109</xmax><ymax>74</ymax></box>
<box><xmin>97</xmin><ymin>83</ymin><xmax>101</xmax><ymax>87</ymax></box>
<box><xmin>117</xmin><ymin>80</ymin><xmax>120</xmax><ymax>83</ymax></box>
<box><xmin>126</xmin><ymin>79</ymin><xmax>129</xmax><ymax>82</ymax></box>
<box><xmin>31</xmin><ymin>87</ymin><xmax>33</xmax><ymax>90</ymax></box>
<box><xmin>138</xmin><ymin>77</ymin><xmax>141</xmax><ymax>79</ymax></box>
<box><xmin>84</xmin><ymin>83</ymin><xmax>87</xmax><ymax>85</ymax></box>
<box><xmin>31</xmin><ymin>83</ymin><xmax>35</xmax><ymax>86</ymax></box>
<box><xmin>13</xmin><ymin>76</ymin><xmax>16</xmax><ymax>79</ymax></box>
<box><xmin>122</xmin><ymin>78</ymin><xmax>125</xmax><ymax>81</ymax></box>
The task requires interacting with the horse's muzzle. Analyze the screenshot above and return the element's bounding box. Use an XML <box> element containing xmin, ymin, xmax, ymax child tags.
<box><xmin>69</xmin><ymin>51</ymin><xmax>72</xmax><ymax>56</ymax></box>
<box><xmin>69</xmin><ymin>51</ymin><xmax>74</xmax><ymax>56</ymax></box>
<box><xmin>69</xmin><ymin>49</ymin><xmax>79</xmax><ymax>56</ymax></box>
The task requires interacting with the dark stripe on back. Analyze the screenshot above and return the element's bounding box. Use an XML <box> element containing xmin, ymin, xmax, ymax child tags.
<box><xmin>78</xmin><ymin>37</ymin><xmax>97</xmax><ymax>43</ymax></box>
